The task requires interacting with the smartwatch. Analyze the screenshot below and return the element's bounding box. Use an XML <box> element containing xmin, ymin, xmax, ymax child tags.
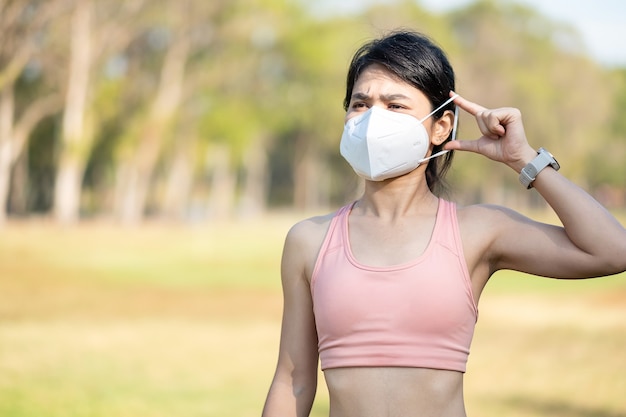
<box><xmin>519</xmin><ymin>147</ymin><xmax>560</xmax><ymax>189</ymax></box>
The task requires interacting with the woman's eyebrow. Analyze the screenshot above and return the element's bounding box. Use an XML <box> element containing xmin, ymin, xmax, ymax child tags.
<box><xmin>350</xmin><ymin>92</ymin><xmax>370</xmax><ymax>101</ymax></box>
<box><xmin>380</xmin><ymin>93</ymin><xmax>411</xmax><ymax>101</ymax></box>
<box><xmin>350</xmin><ymin>92</ymin><xmax>411</xmax><ymax>101</ymax></box>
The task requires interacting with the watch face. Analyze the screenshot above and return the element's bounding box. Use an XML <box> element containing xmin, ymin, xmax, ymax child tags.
<box><xmin>539</xmin><ymin>147</ymin><xmax>551</xmax><ymax>157</ymax></box>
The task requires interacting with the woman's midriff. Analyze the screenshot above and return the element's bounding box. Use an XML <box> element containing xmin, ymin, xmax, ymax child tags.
<box><xmin>324</xmin><ymin>367</ymin><xmax>467</xmax><ymax>417</ymax></box>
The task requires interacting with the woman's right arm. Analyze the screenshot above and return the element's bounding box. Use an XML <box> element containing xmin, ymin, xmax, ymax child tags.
<box><xmin>262</xmin><ymin>221</ymin><xmax>321</xmax><ymax>417</ymax></box>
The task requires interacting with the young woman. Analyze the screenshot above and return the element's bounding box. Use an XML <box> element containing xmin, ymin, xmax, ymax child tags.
<box><xmin>262</xmin><ymin>30</ymin><xmax>626</xmax><ymax>417</ymax></box>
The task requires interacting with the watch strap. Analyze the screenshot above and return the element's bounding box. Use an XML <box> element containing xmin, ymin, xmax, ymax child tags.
<box><xmin>519</xmin><ymin>148</ymin><xmax>559</xmax><ymax>189</ymax></box>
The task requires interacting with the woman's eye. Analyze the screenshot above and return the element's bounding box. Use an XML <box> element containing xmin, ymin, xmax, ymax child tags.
<box><xmin>388</xmin><ymin>104</ymin><xmax>404</xmax><ymax>110</ymax></box>
<box><xmin>351</xmin><ymin>102</ymin><xmax>368</xmax><ymax>110</ymax></box>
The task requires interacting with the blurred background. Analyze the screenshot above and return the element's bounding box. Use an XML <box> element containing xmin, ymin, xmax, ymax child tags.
<box><xmin>1</xmin><ymin>1</ymin><xmax>625</xmax><ymax>416</ymax></box>
<box><xmin>1</xmin><ymin>0</ymin><xmax>625</xmax><ymax>226</ymax></box>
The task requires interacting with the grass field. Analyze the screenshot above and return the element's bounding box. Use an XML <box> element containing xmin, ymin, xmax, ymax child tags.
<box><xmin>0</xmin><ymin>215</ymin><xmax>625</xmax><ymax>417</ymax></box>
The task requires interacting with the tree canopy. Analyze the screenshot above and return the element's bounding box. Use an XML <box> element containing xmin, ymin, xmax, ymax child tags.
<box><xmin>1</xmin><ymin>0</ymin><xmax>624</xmax><ymax>225</ymax></box>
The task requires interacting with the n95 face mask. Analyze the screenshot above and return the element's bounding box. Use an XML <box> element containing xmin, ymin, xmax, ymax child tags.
<box><xmin>340</xmin><ymin>95</ymin><xmax>458</xmax><ymax>181</ymax></box>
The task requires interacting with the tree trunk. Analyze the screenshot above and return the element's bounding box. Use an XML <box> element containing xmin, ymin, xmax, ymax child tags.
<box><xmin>9</xmin><ymin>149</ymin><xmax>28</xmax><ymax>215</ymax></box>
<box><xmin>53</xmin><ymin>0</ymin><xmax>93</xmax><ymax>224</ymax></box>
<box><xmin>207</xmin><ymin>144</ymin><xmax>236</xmax><ymax>220</ymax></box>
<box><xmin>293</xmin><ymin>132</ymin><xmax>325</xmax><ymax>211</ymax></box>
<box><xmin>113</xmin><ymin>161</ymin><xmax>138</xmax><ymax>225</ymax></box>
<box><xmin>0</xmin><ymin>87</ymin><xmax>14</xmax><ymax>226</ymax></box>
<box><xmin>115</xmin><ymin>35</ymin><xmax>189</xmax><ymax>224</ymax></box>
<box><xmin>238</xmin><ymin>136</ymin><xmax>269</xmax><ymax>218</ymax></box>
<box><xmin>0</xmin><ymin>80</ymin><xmax>61</xmax><ymax>223</ymax></box>
<box><xmin>162</xmin><ymin>135</ymin><xmax>195</xmax><ymax>220</ymax></box>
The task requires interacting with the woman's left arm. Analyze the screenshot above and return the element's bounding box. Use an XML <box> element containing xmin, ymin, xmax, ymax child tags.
<box><xmin>446</xmin><ymin>93</ymin><xmax>626</xmax><ymax>278</ymax></box>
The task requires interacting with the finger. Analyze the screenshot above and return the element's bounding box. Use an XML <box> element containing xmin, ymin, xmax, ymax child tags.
<box><xmin>473</xmin><ymin>110</ymin><xmax>505</xmax><ymax>139</ymax></box>
<box><xmin>474</xmin><ymin>113</ymin><xmax>493</xmax><ymax>138</ymax></box>
<box><xmin>443</xmin><ymin>138</ymin><xmax>482</xmax><ymax>154</ymax></box>
<box><xmin>450</xmin><ymin>92</ymin><xmax>487</xmax><ymax>116</ymax></box>
<box><xmin>450</xmin><ymin>92</ymin><xmax>504</xmax><ymax>139</ymax></box>
<box><xmin>469</xmin><ymin>111</ymin><xmax>500</xmax><ymax>141</ymax></box>
<box><xmin>484</xmin><ymin>111</ymin><xmax>506</xmax><ymax>137</ymax></box>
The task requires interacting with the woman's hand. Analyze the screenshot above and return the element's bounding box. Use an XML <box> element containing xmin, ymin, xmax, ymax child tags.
<box><xmin>444</xmin><ymin>93</ymin><xmax>537</xmax><ymax>172</ymax></box>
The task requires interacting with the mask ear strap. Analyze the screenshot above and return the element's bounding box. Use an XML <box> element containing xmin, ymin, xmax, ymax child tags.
<box><xmin>451</xmin><ymin>105</ymin><xmax>459</xmax><ymax>142</ymax></box>
<box><xmin>418</xmin><ymin>95</ymin><xmax>460</xmax><ymax>163</ymax></box>
<box><xmin>419</xmin><ymin>93</ymin><xmax>459</xmax><ymax>123</ymax></box>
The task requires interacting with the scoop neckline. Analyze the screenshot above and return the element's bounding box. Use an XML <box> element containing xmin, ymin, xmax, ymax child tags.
<box><xmin>342</xmin><ymin>198</ymin><xmax>442</xmax><ymax>271</ymax></box>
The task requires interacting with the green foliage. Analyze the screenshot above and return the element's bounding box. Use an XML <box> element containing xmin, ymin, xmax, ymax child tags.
<box><xmin>7</xmin><ymin>0</ymin><xmax>626</xmax><ymax>218</ymax></box>
<box><xmin>608</xmin><ymin>68</ymin><xmax>626</xmax><ymax>136</ymax></box>
<box><xmin>446</xmin><ymin>0</ymin><xmax>615</xmax><ymax>198</ymax></box>
<box><xmin>584</xmin><ymin>68</ymin><xmax>626</xmax><ymax>189</ymax></box>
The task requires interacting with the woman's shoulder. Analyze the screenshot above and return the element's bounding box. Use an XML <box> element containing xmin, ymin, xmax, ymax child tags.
<box><xmin>283</xmin><ymin>206</ymin><xmax>347</xmax><ymax>279</ymax></box>
<box><xmin>455</xmin><ymin>202</ymin><xmax>521</xmax><ymax>222</ymax></box>
<box><xmin>454</xmin><ymin>202</ymin><xmax>529</xmax><ymax>247</ymax></box>
<box><xmin>453</xmin><ymin>203</ymin><xmax>527</xmax><ymax>284</ymax></box>
<box><xmin>286</xmin><ymin>209</ymin><xmax>340</xmax><ymax>248</ymax></box>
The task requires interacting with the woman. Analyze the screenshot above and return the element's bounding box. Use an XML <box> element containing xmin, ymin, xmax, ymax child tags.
<box><xmin>261</xmin><ymin>30</ymin><xmax>626</xmax><ymax>417</ymax></box>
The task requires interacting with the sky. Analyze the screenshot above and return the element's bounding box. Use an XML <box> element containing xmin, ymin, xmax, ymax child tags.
<box><xmin>312</xmin><ymin>0</ymin><xmax>626</xmax><ymax>67</ymax></box>
<box><xmin>421</xmin><ymin>0</ymin><xmax>626</xmax><ymax>67</ymax></box>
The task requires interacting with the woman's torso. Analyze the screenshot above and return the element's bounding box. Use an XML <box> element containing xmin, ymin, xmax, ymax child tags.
<box><xmin>324</xmin><ymin>367</ymin><xmax>466</xmax><ymax>417</ymax></box>
<box><xmin>302</xmin><ymin>200</ymin><xmax>492</xmax><ymax>417</ymax></box>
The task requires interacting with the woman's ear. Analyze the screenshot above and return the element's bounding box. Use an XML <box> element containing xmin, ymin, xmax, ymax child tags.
<box><xmin>431</xmin><ymin>110</ymin><xmax>455</xmax><ymax>146</ymax></box>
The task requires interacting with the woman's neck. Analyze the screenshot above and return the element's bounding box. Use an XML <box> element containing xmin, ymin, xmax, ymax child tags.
<box><xmin>356</xmin><ymin>175</ymin><xmax>438</xmax><ymax>220</ymax></box>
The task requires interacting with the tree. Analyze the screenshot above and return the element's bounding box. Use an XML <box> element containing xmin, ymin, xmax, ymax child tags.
<box><xmin>114</xmin><ymin>25</ymin><xmax>190</xmax><ymax>224</ymax></box>
<box><xmin>0</xmin><ymin>0</ymin><xmax>63</xmax><ymax>226</ymax></box>
<box><xmin>586</xmin><ymin>68</ymin><xmax>626</xmax><ymax>207</ymax></box>
<box><xmin>448</xmin><ymin>0</ymin><xmax>613</xmax><ymax>206</ymax></box>
<box><xmin>53</xmin><ymin>0</ymin><xmax>146</xmax><ymax>224</ymax></box>
<box><xmin>3</xmin><ymin>0</ymin><xmax>622</xmax><ymax>221</ymax></box>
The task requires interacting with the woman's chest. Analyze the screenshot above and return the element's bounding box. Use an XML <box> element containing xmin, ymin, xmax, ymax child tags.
<box><xmin>347</xmin><ymin>217</ymin><xmax>436</xmax><ymax>267</ymax></box>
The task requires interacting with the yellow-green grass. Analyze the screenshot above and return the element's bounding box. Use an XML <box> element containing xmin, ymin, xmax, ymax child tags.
<box><xmin>0</xmin><ymin>214</ymin><xmax>625</xmax><ymax>417</ymax></box>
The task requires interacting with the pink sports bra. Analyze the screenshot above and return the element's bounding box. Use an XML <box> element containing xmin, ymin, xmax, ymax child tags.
<box><xmin>311</xmin><ymin>199</ymin><xmax>478</xmax><ymax>372</ymax></box>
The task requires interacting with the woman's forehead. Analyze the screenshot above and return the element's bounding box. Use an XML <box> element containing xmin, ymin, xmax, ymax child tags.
<box><xmin>353</xmin><ymin>64</ymin><xmax>424</xmax><ymax>98</ymax></box>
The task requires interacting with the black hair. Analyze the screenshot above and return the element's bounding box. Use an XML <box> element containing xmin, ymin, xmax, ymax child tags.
<box><xmin>343</xmin><ymin>30</ymin><xmax>456</xmax><ymax>195</ymax></box>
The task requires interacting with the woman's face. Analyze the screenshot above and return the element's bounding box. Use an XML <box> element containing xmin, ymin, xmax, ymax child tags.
<box><xmin>345</xmin><ymin>63</ymin><xmax>434</xmax><ymax>128</ymax></box>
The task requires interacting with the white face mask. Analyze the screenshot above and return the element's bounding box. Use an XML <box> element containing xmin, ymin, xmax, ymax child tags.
<box><xmin>340</xmin><ymin>94</ymin><xmax>458</xmax><ymax>181</ymax></box>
